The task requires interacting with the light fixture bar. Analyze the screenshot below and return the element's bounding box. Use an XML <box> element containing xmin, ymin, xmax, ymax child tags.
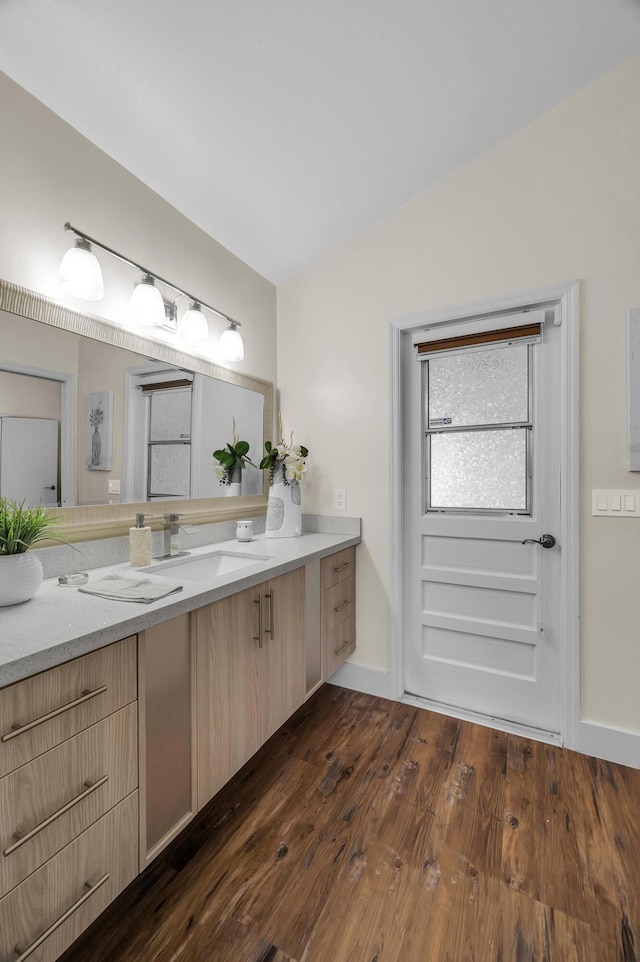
<box><xmin>63</xmin><ymin>222</ymin><xmax>242</xmax><ymax>329</ymax></box>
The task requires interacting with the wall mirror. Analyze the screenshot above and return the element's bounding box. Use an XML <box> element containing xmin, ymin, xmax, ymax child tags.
<box><xmin>0</xmin><ymin>279</ymin><xmax>273</xmax><ymax>541</ymax></box>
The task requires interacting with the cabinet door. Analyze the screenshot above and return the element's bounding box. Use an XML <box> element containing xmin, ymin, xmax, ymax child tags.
<box><xmin>139</xmin><ymin>614</ymin><xmax>195</xmax><ymax>867</ymax></box>
<box><xmin>195</xmin><ymin>587</ymin><xmax>261</xmax><ymax>809</ymax></box>
<box><xmin>260</xmin><ymin>567</ymin><xmax>305</xmax><ymax>743</ymax></box>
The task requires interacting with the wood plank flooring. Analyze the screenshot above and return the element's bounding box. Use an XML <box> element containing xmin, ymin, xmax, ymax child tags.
<box><xmin>60</xmin><ymin>686</ymin><xmax>640</xmax><ymax>962</ymax></box>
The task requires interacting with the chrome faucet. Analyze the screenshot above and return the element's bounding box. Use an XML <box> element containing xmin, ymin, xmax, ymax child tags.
<box><xmin>156</xmin><ymin>513</ymin><xmax>191</xmax><ymax>560</ymax></box>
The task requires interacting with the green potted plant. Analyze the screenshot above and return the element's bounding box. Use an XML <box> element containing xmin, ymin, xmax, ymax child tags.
<box><xmin>213</xmin><ymin>418</ymin><xmax>255</xmax><ymax>497</ymax></box>
<box><xmin>0</xmin><ymin>498</ymin><xmax>60</xmax><ymax>606</ymax></box>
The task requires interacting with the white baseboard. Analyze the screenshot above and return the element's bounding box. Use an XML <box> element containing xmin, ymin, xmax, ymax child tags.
<box><xmin>577</xmin><ymin>720</ymin><xmax>640</xmax><ymax>769</ymax></box>
<box><xmin>327</xmin><ymin>662</ymin><xmax>393</xmax><ymax>699</ymax></box>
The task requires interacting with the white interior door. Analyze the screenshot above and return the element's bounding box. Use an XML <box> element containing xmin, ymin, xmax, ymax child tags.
<box><xmin>0</xmin><ymin>417</ymin><xmax>59</xmax><ymax>505</ymax></box>
<box><xmin>403</xmin><ymin>311</ymin><xmax>562</xmax><ymax>734</ymax></box>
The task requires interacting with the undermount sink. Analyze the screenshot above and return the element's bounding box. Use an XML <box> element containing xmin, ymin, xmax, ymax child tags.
<box><xmin>144</xmin><ymin>549</ymin><xmax>270</xmax><ymax>582</ymax></box>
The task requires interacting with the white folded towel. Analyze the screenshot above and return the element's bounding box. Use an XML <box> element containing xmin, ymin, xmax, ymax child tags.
<box><xmin>79</xmin><ymin>573</ymin><xmax>183</xmax><ymax>604</ymax></box>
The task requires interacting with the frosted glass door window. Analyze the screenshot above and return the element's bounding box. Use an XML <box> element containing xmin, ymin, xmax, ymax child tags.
<box><xmin>424</xmin><ymin>342</ymin><xmax>532</xmax><ymax>514</ymax></box>
<box><xmin>147</xmin><ymin>386</ymin><xmax>192</xmax><ymax>499</ymax></box>
<box><xmin>430</xmin><ymin>430</ymin><xmax>527</xmax><ymax>510</ymax></box>
<box><xmin>149</xmin><ymin>444</ymin><xmax>191</xmax><ymax>498</ymax></box>
<box><xmin>149</xmin><ymin>389</ymin><xmax>192</xmax><ymax>441</ymax></box>
<box><xmin>428</xmin><ymin>345</ymin><xmax>528</xmax><ymax>427</ymax></box>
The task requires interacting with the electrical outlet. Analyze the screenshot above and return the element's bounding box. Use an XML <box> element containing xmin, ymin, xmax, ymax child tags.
<box><xmin>108</xmin><ymin>479</ymin><xmax>121</xmax><ymax>495</ymax></box>
<box><xmin>333</xmin><ymin>488</ymin><xmax>346</xmax><ymax>511</ymax></box>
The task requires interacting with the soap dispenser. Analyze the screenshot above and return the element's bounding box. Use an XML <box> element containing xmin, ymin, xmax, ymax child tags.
<box><xmin>129</xmin><ymin>513</ymin><xmax>152</xmax><ymax>567</ymax></box>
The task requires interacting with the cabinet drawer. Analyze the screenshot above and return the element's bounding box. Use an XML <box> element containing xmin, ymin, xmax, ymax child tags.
<box><xmin>321</xmin><ymin>547</ymin><xmax>355</xmax><ymax>590</ymax></box>
<box><xmin>323</xmin><ymin>616</ymin><xmax>356</xmax><ymax>678</ymax></box>
<box><xmin>0</xmin><ymin>791</ymin><xmax>138</xmax><ymax>962</ymax></box>
<box><xmin>322</xmin><ymin>576</ymin><xmax>355</xmax><ymax>635</ymax></box>
<box><xmin>0</xmin><ymin>704</ymin><xmax>137</xmax><ymax>898</ymax></box>
<box><xmin>0</xmin><ymin>637</ymin><xmax>136</xmax><ymax>778</ymax></box>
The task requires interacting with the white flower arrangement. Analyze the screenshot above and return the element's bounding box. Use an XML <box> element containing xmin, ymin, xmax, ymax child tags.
<box><xmin>261</xmin><ymin>420</ymin><xmax>309</xmax><ymax>485</ymax></box>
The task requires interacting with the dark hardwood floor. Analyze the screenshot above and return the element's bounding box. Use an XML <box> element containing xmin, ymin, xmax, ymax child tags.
<box><xmin>61</xmin><ymin>685</ymin><xmax>639</xmax><ymax>962</ymax></box>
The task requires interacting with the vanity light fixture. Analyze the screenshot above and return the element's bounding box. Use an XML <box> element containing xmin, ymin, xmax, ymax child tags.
<box><xmin>130</xmin><ymin>274</ymin><xmax>166</xmax><ymax>328</ymax></box>
<box><xmin>180</xmin><ymin>301</ymin><xmax>209</xmax><ymax>346</ymax></box>
<box><xmin>218</xmin><ymin>320</ymin><xmax>245</xmax><ymax>362</ymax></box>
<box><xmin>59</xmin><ymin>223</ymin><xmax>246</xmax><ymax>361</ymax></box>
<box><xmin>58</xmin><ymin>238</ymin><xmax>104</xmax><ymax>301</ymax></box>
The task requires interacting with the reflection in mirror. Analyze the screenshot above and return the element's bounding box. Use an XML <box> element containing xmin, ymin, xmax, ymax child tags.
<box><xmin>0</xmin><ymin>307</ymin><xmax>265</xmax><ymax>507</ymax></box>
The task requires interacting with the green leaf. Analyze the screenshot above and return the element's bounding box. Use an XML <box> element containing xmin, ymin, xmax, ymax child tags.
<box><xmin>265</xmin><ymin>441</ymin><xmax>272</xmax><ymax>453</ymax></box>
<box><xmin>299</xmin><ymin>446</ymin><xmax>308</xmax><ymax>457</ymax></box>
<box><xmin>235</xmin><ymin>441</ymin><xmax>250</xmax><ymax>457</ymax></box>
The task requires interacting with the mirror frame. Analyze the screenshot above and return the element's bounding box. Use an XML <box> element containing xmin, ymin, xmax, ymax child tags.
<box><xmin>0</xmin><ymin>278</ymin><xmax>273</xmax><ymax>542</ymax></box>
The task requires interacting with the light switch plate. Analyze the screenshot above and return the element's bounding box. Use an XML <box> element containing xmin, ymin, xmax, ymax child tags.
<box><xmin>592</xmin><ymin>489</ymin><xmax>640</xmax><ymax>516</ymax></box>
<box><xmin>108</xmin><ymin>479</ymin><xmax>121</xmax><ymax>495</ymax></box>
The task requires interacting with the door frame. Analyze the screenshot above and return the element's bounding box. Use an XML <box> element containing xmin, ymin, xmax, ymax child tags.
<box><xmin>388</xmin><ymin>280</ymin><xmax>581</xmax><ymax>748</ymax></box>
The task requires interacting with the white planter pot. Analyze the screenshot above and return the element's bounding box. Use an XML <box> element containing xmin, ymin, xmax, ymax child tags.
<box><xmin>0</xmin><ymin>553</ymin><xmax>44</xmax><ymax>607</ymax></box>
<box><xmin>265</xmin><ymin>463</ymin><xmax>302</xmax><ymax>538</ymax></box>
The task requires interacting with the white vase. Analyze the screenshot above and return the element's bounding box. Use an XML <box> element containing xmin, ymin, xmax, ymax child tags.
<box><xmin>0</xmin><ymin>553</ymin><xmax>44</xmax><ymax>606</ymax></box>
<box><xmin>265</xmin><ymin>462</ymin><xmax>302</xmax><ymax>538</ymax></box>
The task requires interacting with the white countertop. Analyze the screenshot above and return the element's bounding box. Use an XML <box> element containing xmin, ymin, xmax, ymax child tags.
<box><xmin>0</xmin><ymin>532</ymin><xmax>359</xmax><ymax>687</ymax></box>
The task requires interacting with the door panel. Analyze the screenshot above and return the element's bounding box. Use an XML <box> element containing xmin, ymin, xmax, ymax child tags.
<box><xmin>0</xmin><ymin>417</ymin><xmax>59</xmax><ymax>504</ymax></box>
<box><xmin>404</xmin><ymin>316</ymin><xmax>561</xmax><ymax>733</ymax></box>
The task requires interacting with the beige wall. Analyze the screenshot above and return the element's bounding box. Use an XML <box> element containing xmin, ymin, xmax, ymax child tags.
<box><xmin>76</xmin><ymin>338</ymin><xmax>143</xmax><ymax>505</ymax></box>
<box><xmin>0</xmin><ymin>72</ymin><xmax>276</xmax><ymax>386</ymax></box>
<box><xmin>278</xmin><ymin>54</ymin><xmax>640</xmax><ymax>733</ymax></box>
<box><xmin>0</xmin><ymin>370</ymin><xmax>61</xmax><ymax>421</ymax></box>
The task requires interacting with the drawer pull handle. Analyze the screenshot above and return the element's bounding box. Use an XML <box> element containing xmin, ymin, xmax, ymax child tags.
<box><xmin>13</xmin><ymin>873</ymin><xmax>110</xmax><ymax>961</ymax></box>
<box><xmin>253</xmin><ymin>596</ymin><xmax>263</xmax><ymax>648</ymax></box>
<box><xmin>334</xmin><ymin>640</ymin><xmax>353</xmax><ymax>656</ymax></box>
<box><xmin>3</xmin><ymin>775</ymin><xmax>109</xmax><ymax>857</ymax></box>
<box><xmin>2</xmin><ymin>686</ymin><xmax>108</xmax><ymax>743</ymax></box>
<box><xmin>264</xmin><ymin>590</ymin><xmax>275</xmax><ymax>640</ymax></box>
<box><xmin>334</xmin><ymin>600</ymin><xmax>350</xmax><ymax>613</ymax></box>
<box><xmin>333</xmin><ymin>562</ymin><xmax>351</xmax><ymax>573</ymax></box>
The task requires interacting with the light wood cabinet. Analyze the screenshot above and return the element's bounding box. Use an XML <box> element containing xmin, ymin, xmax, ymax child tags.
<box><xmin>0</xmin><ymin>637</ymin><xmax>136</xmax><ymax>779</ymax></box>
<box><xmin>195</xmin><ymin>567</ymin><xmax>305</xmax><ymax>809</ymax></box>
<box><xmin>138</xmin><ymin>614</ymin><xmax>196</xmax><ymax>868</ymax></box>
<box><xmin>0</xmin><ymin>704</ymin><xmax>137</xmax><ymax>899</ymax></box>
<box><xmin>0</xmin><ymin>638</ymin><xmax>139</xmax><ymax>962</ymax></box>
<box><xmin>321</xmin><ymin>547</ymin><xmax>356</xmax><ymax>677</ymax></box>
<box><xmin>0</xmin><ymin>792</ymin><xmax>138</xmax><ymax>962</ymax></box>
<box><xmin>260</xmin><ymin>567</ymin><xmax>306</xmax><ymax>742</ymax></box>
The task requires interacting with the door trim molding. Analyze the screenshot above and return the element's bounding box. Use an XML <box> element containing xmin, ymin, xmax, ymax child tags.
<box><xmin>388</xmin><ymin>280</ymin><xmax>581</xmax><ymax>749</ymax></box>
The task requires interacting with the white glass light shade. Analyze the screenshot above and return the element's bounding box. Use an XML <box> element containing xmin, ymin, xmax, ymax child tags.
<box><xmin>218</xmin><ymin>325</ymin><xmax>244</xmax><ymax>362</ymax></box>
<box><xmin>180</xmin><ymin>303</ymin><xmax>209</xmax><ymax>346</ymax></box>
<box><xmin>130</xmin><ymin>275</ymin><xmax>165</xmax><ymax>327</ymax></box>
<box><xmin>58</xmin><ymin>240</ymin><xmax>104</xmax><ymax>300</ymax></box>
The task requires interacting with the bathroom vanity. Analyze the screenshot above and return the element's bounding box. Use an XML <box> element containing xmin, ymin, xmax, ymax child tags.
<box><xmin>0</xmin><ymin>532</ymin><xmax>358</xmax><ymax>962</ymax></box>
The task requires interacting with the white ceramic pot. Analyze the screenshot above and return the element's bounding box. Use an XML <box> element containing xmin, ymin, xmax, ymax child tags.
<box><xmin>224</xmin><ymin>463</ymin><xmax>242</xmax><ymax>497</ymax></box>
<box><xmin>0</xmin><ymin>552</ymin><xmax>44</xmax><ymax>607</ymax></box>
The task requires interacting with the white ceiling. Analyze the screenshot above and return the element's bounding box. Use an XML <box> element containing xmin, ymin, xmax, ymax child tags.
<box><xmin>1</xmin><ymin>0</ymin><xmax>640</xmax><ymax>283</ymax></box>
